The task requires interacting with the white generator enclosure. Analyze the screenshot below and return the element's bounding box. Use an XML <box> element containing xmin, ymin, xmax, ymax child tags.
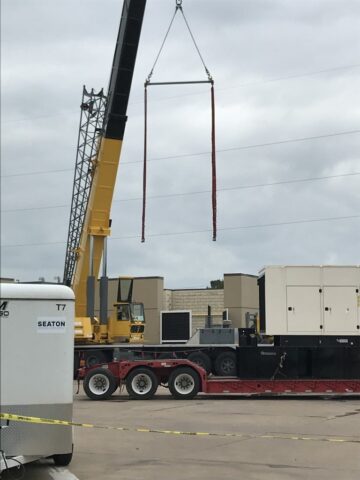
<box><xmin>0</xmin><ymin>284</ymin><xmax>74</xmax><ymax>465</ymax></box>
<box><xmin>259</xmin><ymin>266</ymin><xmax>360</xmax><ymax>336</ymax></box>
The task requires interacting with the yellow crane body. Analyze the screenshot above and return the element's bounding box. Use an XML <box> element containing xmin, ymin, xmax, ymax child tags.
<box><xmin>64</xmin><ymin>0</ymin><xmax>147</xmax><ymax>348</ymax></box>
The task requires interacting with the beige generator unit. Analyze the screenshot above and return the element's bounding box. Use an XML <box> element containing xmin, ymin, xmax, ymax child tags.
<box><xmin>258</xmin><ymin>265</ymin><xmax>360</xmax><ymax>336</ymax></box>
<box><xmin>0</xmin><ymin>283</ymin><xmax>75</xmax><ymax>471</ymax></box>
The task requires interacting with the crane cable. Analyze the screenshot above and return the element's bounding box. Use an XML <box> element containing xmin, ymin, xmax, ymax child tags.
<box><xmin>142</xmin><ymin>0</ymin><xmax>217</xmax><ymax>242</ymax></box>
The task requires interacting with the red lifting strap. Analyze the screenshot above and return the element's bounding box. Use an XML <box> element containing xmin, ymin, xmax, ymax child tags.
<box><xmin>142</xmin><ymin>1</ymin><xmax>216</xmax><ymax>242</ymax></box>
<box><xmin>141</xmin><ymin>86</ymin><xmax>147</xmax><ymax>243</ymax></box>
<box><xmin>211</xmin><ymin>83</ymin><xmax>217</xmax><ymax>241</ymax></box>
<box><xmin>141</xmin><ymin>82</ymin><xmax>217</xmax><ymax>242</ymax></box>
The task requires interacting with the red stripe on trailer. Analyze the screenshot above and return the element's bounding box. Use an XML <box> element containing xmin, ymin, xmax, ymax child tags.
<box><xmin>79</xmin><ymin>359</ymin><xmax>360</xmax><ymax>397</ymax></box>
<box><xmin>204</xmin><ymin>379</ymin><xmax>360</xmax><ymax>395</ymax></box>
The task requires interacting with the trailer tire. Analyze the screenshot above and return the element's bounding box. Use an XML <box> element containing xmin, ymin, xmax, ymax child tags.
<box><xmin>73</xmin><ymin>353</ymin><xmax>80</xmax><ymax>379</ymax></box>
<box><xmin>84</xmin><ymin>350</ymin><xmax>107</xmax><ymax>368</ymax></box>
<box><xmin>214</xmin><ymin>351</ymin><xmax>237</xmax><ymax>376</ymax></box>
<box><xmin>83</xmin><ymin>368</ymin><xmax>117</xmax><ymax>400</ymax></box>
<box><xmin>53</xmin><ymin>446</ymin><xmax>73</xmax><ymax>466</ymax></box>
<box><xmin>187</xmin><ymin>351</ymin><xmax>212</xmax><ymax>374</ymax></box>
<box><xmin>126</xmin><ymin>368</ymin><xmax>158</xmax><ymax>400</ymax></box>
<box><xmin>168</xmin><ymin>367</ymin><xmax>200</xmax><ymax>399</ymax></box>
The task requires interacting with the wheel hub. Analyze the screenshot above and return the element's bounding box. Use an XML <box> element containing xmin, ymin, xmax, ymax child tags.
<box><xmin>178</xmin><ymin>378</ymin><xmax>191</xmax><ymax>389</ymax></box>
<box><xmin>175</xmin><ymin>373</ymin><xmax>194</xmax><ymax>394</ymax></box>
<box><xmin>222</xmin><ymin>359</ymin><xmax>235</xmax><ymax>374</ymax></box>
<box><xmin>95</xmin><ymin>378</ymin><xmax>106</xmax><ymax>389</ymax></box>
<box><xmin>137</xmin><ymin>378</ymin><xmax>147</xmax><ymax>389</ymax></box>
<box><xmin>132</xmin><ymin>374</ymin><xmax>152</xmax><ymax>394</ymax></box>
<box><xmin>89</xmin><ymin>374</ymin><xmax>109</xmax><ymax>394</ymax></box>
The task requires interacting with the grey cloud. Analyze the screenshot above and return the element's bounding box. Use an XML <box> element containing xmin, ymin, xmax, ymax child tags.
<box><xmin>1</xmin><ymin>0</ymin><xmax>359</xmax><ymax>287</ymax></box>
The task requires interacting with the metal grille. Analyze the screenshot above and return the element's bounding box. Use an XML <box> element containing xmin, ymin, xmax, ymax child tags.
<box><xmin>63</xmin><ymin>86</ymin><xmax>107</xmax><ymax>286</ymax></box>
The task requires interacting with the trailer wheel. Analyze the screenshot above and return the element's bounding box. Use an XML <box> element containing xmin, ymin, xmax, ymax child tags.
<box><xmin>168</xmin><ymin>367</ymin><xmax>200</xmax><ymax>399</ymax></box>
<box><xmin>83</xmin><ymin>368</ymin><xmax>117</xmax><ymax>400</ymax></box>
<box><xmin>53</xmin><ymin>445</ymin><xmax>73</xmax><ymax>466</ymax></box>
<box><xmin>85</xmin><ymin>350</ymin><xmax>107</xmax><ymax>368</ymax></box>
<box><xmin>126</xmin><ymin>368</ymin><xmax>158</xmax><ymax>400</ymax></box>
<box><xmin>73</xmin><ymin>353</ymin><xmax>80</xmax><ymax>379</ymax></box>
<box><xmin>214</xmin><ymin>351</ymin><xmax>237</xmax><ymax>376</ymax></box>
<box><xmin>187</xmin><ymin>351</ymin><xmax>212</xmax><ymax>374</ymax></box>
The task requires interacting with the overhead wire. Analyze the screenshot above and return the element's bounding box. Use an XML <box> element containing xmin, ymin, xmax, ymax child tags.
<box><xmin>2</xmin><ymin>128</ymin><xmax>360</xmax><ymax>178</ymax></box>
<box><xmin>112</xmin><ymin>214</ymin><xmax>360</xmax><ymax>239</ymax></box>
<box><xmin>2</xmin><ymin>63</ymin><xmax>360</xmax><ymax>125</ymax></box>
<box><xmin>2</xmin><ymin>214</ymin><xmax>359</xmax><ymax>248</ymax></box>
<box><xmin>2</xmin><ymin>168</ymin><xmax>72</xmax><ymax>178</ymax></box>
<box><xmin>2</xmin><ymin>171</ymin><xmax>360</xmax><ymax>213</ymax></box>
<box><xmin>127</xmin><ymin>129</ymin><xmax>360</xmax><ymax>165</ymax></box>
<box><xmin>1</xmin><ymin>215</ymin><xmax>360</xmax><ymax>248</ymax></box>
<box><xmin>145</xmin><ymin>63</ymin><xmax>360</xmax><ymax>103</ymax></box>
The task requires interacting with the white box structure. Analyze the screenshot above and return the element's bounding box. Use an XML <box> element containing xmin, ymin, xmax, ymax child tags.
<box><xmin>0</xmin><ymin>283</ymin><xmax>74</xmax><ymax>466</ymax></box>
<box><xmin>260</xmin><ymin>266</ymin><xmax>360</xmax><ymax>335</ymax></box>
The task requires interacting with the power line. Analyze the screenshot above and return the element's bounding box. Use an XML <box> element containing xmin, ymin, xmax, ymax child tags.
<box><xmin>2</xmin><ymin>128</ymin><xmax>360</xmax><ymax>178</ymax></box>
<box><xmin>3</xmin><ymin>112</ymin><xmax>76</xmax><ymax>125</ymax></box>
<box><xmin>3</xmin><ymin>63</ymin><xmax>360</xmax><ymax>124</ymax></box>
<box><xmin>123</xmin><ymin>129</ymin><xmax>360</xmax><ymax>165</ymax></box>
<box><xmin>113</xmin><ymin>215</ymin><xmax>360</xmax><ymax>240</ymax></box>
<box><xmin>2</xmin><ymin>204</ymin><xmax>69</xmax><ymax>213</ymax></box>
<box><xmin>2</xmin><ymin>171</ymin><xmax>359</xmax><ymax>213</ymax></box>
<box><xmin>118</xmin><ymin>171</ymin><xmax>360</xmax><ymax>201</ymax></box>
<box><xmin>2</xmin><ymin>214</ymin><xmax>359</xmax><ymax>248</ymax></box>
<box><xmin>131</xmin><ymin>63</ymin><xmax>360</xmax><ymax>105</ymax></box>
<box><xmin>1</xmin><ymin>168</ymin><xmax>72</xmax><ymax>178</ymax></box>
<box><xmin>2</xmin><ymin>240</ymin><xmax>65</xmax><ymax>248</ymax></box>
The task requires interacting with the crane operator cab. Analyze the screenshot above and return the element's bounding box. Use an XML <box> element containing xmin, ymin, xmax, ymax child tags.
<box><xmin>108</xmin><ymin>278</ymin><xmax>145</xmax><ymax>343</ymax></box>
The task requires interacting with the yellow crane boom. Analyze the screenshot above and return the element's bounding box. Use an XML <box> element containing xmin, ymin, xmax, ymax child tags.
<box><xmin>63</xmin><ymin>0</ymin><xmax>147</xmax><ymax>342</ymax></box>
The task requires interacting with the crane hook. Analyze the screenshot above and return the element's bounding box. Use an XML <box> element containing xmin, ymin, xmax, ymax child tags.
<box><xmin>176</xmin><ymin>0</ymin><xmax>182</xmax><ymax>9</ymax></box>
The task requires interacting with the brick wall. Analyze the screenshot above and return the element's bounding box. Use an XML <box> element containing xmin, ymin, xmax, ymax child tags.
<box><xmin>164</xmin><ymin>289</ymin><xmax>224</xmax><ymax>334</ymax></box>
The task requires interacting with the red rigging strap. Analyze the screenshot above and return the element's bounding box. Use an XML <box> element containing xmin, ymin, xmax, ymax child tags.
<box><xmin>141</xmin><ymin>0</ymin><xmax>216</xmax><ymax>242</ymax></box>
<box><xmin>141</xmin><ymin>86</ymin><xmax>148</xmax><ymax>243</ymax></box>
<box><xmin>141</xmin><ymin>81</ymin><xmax>217</xmax><ymax>242</ymax></box>
<box><xmin>211</xmin><ymin>84</ymin><xmax>217</xmax><ymax>241</ymax></box>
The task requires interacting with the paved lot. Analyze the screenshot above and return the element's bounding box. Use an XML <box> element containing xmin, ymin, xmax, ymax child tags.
<box><xmin>3</xmin><ymin>387</ymin><xmax>360</xmax><ymax>480</ymax></box>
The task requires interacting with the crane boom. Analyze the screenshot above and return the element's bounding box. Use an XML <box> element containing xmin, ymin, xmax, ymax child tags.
<box><xmin>64</xmin><ymin>0</ymin><xmax>146</xmax><ymax>318</ymax></box>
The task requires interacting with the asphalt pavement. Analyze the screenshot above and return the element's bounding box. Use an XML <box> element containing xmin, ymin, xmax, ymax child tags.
<box><xmin>3</xmin><ymin>386</ymin><xmax>360</xmax><ymax>480</ymax></box>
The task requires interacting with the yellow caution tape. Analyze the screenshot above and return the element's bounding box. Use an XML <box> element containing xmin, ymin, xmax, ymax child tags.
<box><xmin>1</xmin><ymin>413</ymin><xmax>359</xmax><ymax>444</ymax></box>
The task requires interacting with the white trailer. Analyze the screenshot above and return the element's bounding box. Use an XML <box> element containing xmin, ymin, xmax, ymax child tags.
<box><xmin>0</xmin><ymin>283</ymin><xmax>75</xmax><ymax>471</ymax></box>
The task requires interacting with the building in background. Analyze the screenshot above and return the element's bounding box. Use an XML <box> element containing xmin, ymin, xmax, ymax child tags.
<box><xmin>95</xmin><ymin>273</ymin><xmax>259</xmax><ymax>344</ymax></box>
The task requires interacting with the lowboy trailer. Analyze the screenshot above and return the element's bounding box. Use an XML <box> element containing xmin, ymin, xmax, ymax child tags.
<box><xmin>78</xmin><ymin>265</ymin><xmax>360</xmax><ymax>398</ymax></box>
<box><xmin>79</xmin><ymin>357</ymin><xmax>360</xmax><ymax>400</ymax></box>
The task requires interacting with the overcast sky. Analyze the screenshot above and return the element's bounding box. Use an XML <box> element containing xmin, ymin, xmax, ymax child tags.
<box><xmin>1</xmin><ymin>0</ymin><xmax>360</xmax><ymax>288</ymax></box>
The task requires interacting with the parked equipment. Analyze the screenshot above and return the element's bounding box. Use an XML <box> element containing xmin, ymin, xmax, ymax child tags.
<box><xmin>79</xmin><ymin>265</ymin><xmax>360</xmax><ymax>399</ymax></box>
<box><xmin>0</xmin><ymin>284</ymin><xmax>74</xmax><ymax>470</ymax></box>
<box><xmin>63</xmin><ymin>1</ymin><xmax>359</xmax><ymax>391</ymax></box>
<box><xmin>68</xmin><ymin>0</ymin><xmax>220</xmax><ymax>371</ymax></box>
<box><xmin>64</xmin><ymin>0</ymin><xmax>147</xmax><ymax>360</ymax></box>
<box><xmin>80</xmin><ymin>358</ymin><xmax>360</xmax><ymax>401</ymax></box>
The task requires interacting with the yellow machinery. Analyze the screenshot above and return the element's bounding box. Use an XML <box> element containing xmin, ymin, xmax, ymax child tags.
<box><xmin>63</xmin><ymin>0</ymin><xmax>147</xmax><ymax>355</ymax></box>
